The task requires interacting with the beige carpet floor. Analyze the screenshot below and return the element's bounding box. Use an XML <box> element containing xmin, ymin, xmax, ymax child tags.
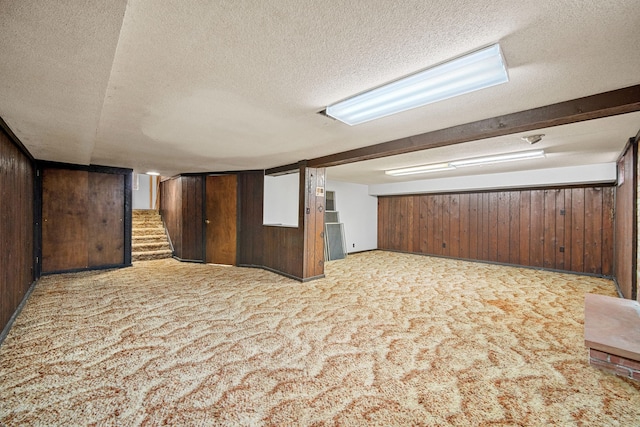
<box><xmin>1</xmin><ymin>251</ymin><xmax>639</xmax><ymax>426</ymax></box>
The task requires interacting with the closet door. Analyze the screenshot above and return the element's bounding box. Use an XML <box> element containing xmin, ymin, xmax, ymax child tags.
<box><xmin>42</xmin><ymin>168</ymin><xmax>89</xmax><ymax>272</ymax></box>
<box><xmin>205</xmin><ymin>175</ymin><xmax>237</xmax><ymax>265</ymax></box>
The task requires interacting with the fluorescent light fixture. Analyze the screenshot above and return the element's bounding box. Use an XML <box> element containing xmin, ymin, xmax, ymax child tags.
<box><xmin>326</xmin><ymin>44</ymin><xmax>509</xmax><ymax>125</ymax></box>
<box><xmin>385</xmin><ymin>162</ymin><xmax>455</xmax><ymax>176</ymax></box>
<box><xmin>384</xmin><ymin>150</ymin><xmax>545</xmax><ymax>176</ymax></box>
<box><xmin>146</xmin><ymin>171</ymin><xmax>160</xmax><ymax>176</ymax></box>
<box><xmin>450</xmin><ymin>149</ymin><xmax>545</xmax><ymax>167</ymax></box>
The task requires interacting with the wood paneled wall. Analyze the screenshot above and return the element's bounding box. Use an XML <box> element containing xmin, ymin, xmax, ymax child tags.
<box><xmin>40</xmin><ymin>164</ymin><xmax>131</xmax><ymax>273</ymax></box>
<box><xmin>162</xmin><ymin>166</ymin><xmax>326</xmax><ymax>281</ymax></box>
<box><xmin>160</xmin><ymin>175</ymin><xmax>204</xmax><ymax>262</ymax></box>
<box><xmin>237</xmin><ymin>171</ymin><xmax>264</xmax><ymax>266</ymax></box>
<box><xmin>378</xmin><ymin>186</ymin><xmax>615</xmax><ymax>276</ymax></box>
<box><xmin>0</xmin><ymin>124</ymin><xmax>35</xmax><ymax>335</ymax></box>
<box><xmin>262</xmin><ymin>225</ymin><xmax>305</xmax><ymax>278</ymax></box>
<box><xmin>614</xmin><ymin>140</ymin><xmax>638</xmax><ymax>299</ymax></box>
<box><xmin>303</xmin><ymin>167</ymin><xmax>326</xmax><ymax>279</ymax></box>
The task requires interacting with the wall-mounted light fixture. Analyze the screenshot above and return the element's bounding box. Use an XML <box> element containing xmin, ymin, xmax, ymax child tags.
<box><xmin>385</xmin><ymin>149</ymin><xmax>545</xmax><ymax>177</ymax></box>
<box><xmin>326</xmin><ymin>44</ymin><xmax>509</xmax><ymax>125</ymax></box>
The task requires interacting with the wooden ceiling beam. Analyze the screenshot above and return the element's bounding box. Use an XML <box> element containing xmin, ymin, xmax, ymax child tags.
<box><xmin>308</xmin><ymin>84</ymin><xmax>640</xmax><ymax>168</ymax></box>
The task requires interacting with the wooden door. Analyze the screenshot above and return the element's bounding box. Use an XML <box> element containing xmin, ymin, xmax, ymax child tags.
<box><xmin>88</xmin><ymin>172</ymin><xmax>124</xmax><ymax>266</ymax></box>
<box><xmin>42</xmin><ymin>168</ymin><xmax>90</xmax><ymax>272</ymax></box>
<box><xmin>206</xmin><ymin>175</ymin><xmax>237</xmax><ymax>265</ymax></box>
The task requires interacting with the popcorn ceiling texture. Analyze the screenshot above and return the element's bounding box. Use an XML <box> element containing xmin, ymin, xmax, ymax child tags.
<box><xmin>1</xmin><ymin>251</ymin><xmax>639</xmax><ymax>425</ymax></box>
<box><xmin>0</xmin><ymin>1</ymin><xmax>639</xmax><ymax>178</ymax></box>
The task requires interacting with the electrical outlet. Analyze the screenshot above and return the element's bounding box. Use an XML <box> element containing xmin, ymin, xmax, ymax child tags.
<box><xmin>352</xmin><ymin>243</ymin><xmax>355</xmax><ymax>248</ymax></box>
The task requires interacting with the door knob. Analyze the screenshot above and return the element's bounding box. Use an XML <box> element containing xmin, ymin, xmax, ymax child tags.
<box><xmin>205</xmin><ymin>219</ymin><xmax>210</xmax><ymax>224</ymax></box>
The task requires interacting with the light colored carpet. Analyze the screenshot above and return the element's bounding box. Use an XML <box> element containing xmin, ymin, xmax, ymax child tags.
<box><xmin>1</xmin><ymin>251</ymin><xmax>639</xmax><ymax>426</ymax></box>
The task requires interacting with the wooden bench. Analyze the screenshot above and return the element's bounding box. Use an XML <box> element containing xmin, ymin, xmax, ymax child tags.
<box><xmin>584</xmin><ymin>293</ymin><xmax>640</xmax><ymax>381</ymax></box>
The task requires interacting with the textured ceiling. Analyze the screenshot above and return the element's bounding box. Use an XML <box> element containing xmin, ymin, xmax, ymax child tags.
<box><xmin>1</xmin><ymin>0</ymin><xmax>639</xmax><ymax>182</ymax></box>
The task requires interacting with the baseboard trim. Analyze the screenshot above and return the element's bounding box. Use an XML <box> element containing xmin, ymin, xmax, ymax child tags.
<box><xmin>0</xmin><ymin>279</ymin><xmax>39</xmax><ymax>347</ymax></box>
<box><xmin>172</xmin><ymin>256</ymin><xmax>204</xmax><ymax>264</ymax></box>
<box><xmin>379</xmin><ymin>249</ymin><xmax>615</xmax><ymax>280</ymax></box>
<box><xmin>237</xmin><ymin>264</ymin><xmax>324</xmax><ymax>282</ymax></box>
<box><xmin>40</xmin><ymin>263</ymin><xmax>131</xmax><ymax>275</ymax></box>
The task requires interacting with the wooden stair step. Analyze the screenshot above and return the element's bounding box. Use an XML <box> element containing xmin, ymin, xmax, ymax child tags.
<box><xmin>133</xmin><ymin>234</ymin><xmax>167</xmax><ymax>242</ymax></box>
<box><xmin>133</xmin><ymin>241</ymin><xmax>170</xmax><ymax>250</ymax></box>
<box><xmin>132</xmin><ymin>249</ymin><xmax>173</xmax><ymax>261</ymax></box>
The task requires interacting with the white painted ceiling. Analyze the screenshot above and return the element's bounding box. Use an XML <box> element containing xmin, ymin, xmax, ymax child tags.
<box><xmin>1</xmin><ymin>0</ymin><xmax>639</xmax><ymax>183</ymax></box>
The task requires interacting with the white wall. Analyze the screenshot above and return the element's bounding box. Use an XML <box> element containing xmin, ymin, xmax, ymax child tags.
<box><xmin>326</xmin><ymin>179</ymin><xmax>378</xmax><ymax>253</ymax></box>
<box><xmin>368</xmin><ymin>163</ymin><xmax>616</xmax><ymax>196</ymax></box>
<box><xmin>133</xmin><ymin>173</ymin><xmax>157</xmax><ymax>209</ymax></box>
<box><xmin>263</xmin><ymin>172</ymin><xmax>299</xmax><ymax>227</ymax></box>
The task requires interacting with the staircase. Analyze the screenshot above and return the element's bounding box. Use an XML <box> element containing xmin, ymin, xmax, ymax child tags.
<box><xmin>132</xmin><ymin>210</ymin><xmax>173</xmax><ymax>261</ymax></box>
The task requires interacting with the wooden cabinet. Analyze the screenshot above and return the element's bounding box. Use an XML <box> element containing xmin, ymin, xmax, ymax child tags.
<box><xmin>41</xmin><ymin>164</ymin><xmax>131</xmax><ymax>273</ymax></box>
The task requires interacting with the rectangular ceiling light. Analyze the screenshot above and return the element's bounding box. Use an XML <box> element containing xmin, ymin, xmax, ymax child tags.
<box><xmin>385</xmin><ymin>162</ymin><xmax>455</xmax><ymax>176</ymax></box>
<box><xmin>384</xmin><ymin>150</ymin><xmax>545</xmax><ymax>177</ymax></box>
<box><xmin>326</xmin><ymin>44</ymin><xmax>509</xmax><ymax>126</ymax></box>
<box><xmin>449</xmin><ymin>149</ymin><xmax>545</xmax><ymax>167</ymax></box>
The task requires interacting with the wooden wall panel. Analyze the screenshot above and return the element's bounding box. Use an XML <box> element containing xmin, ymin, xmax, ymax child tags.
<box><xmin>584</xmin><ymin>188</ymin><xmax>603</xmax><ymax>275</ymax></box>
<box><xmin>518</xmin><ymin>191</ymin><xmax>531</xmax><ymax>266</ymax></box>
<box><xmin>41</xmin><ymin>165</ymin><xmax>130</xmax><ymax>273</ymax></box>
<box><xmin>468</xmin><ymin>193</ymin><xmax>479</xmax><ymax>260</ymax></box>
<box><xmin>555</xmin><ymin>190</ymin><xmax>566</xmax><ymax>271</ymax></box>
<box><xmin>377</xmin><ymin>197</ymin><xmax>389</xmax><ymax>250</ymax></box>
<box><xmin>570</xmin><ymin>188</ymin><xmax>585</xmax><ymax>273</ymax></box>
<box><xmin>88</xmin><ymin>172</ymin><xmax>124</xmax><ymax>266</ymax></box>
<box><xmin>263</xmin><ymin>226</ymin><xmax>304</xmax><ymax>279</ymax></box>
<box><xmin>487</xmin><ymin>192</ymin><xmax>498</xmax><ymax>262</ymax></box>
<box><xmin>378</xmin><ymin>185</ymin><xmax>615</xmax><ymax>276</ymax></box>
<box><xmin>458</xmin><ymin>194</ymin><xmax>469</xmax><ymax>259</ymax></box>
<box><xmin>543</xmin><ymin>189</ymin><xmax>557</xmax><ymax>269</ymax></box>
<box><xmin>236</xmin><ymin>165</ymin><xmax>322</xmax><ymax>281</ymax></box>
<box><xmin>160</xmin><ymin>176</ymin><xmax>182</xmax><ymax>257</ymax></box>
<box><xmin>303</xmin><ymin>167</ymin><xmax>326</xmax><ymax>279</ymax></box>
<box><xmin>237</xmin><ymin>171</ymin><xmax>264</xmax><ymax>266</ymax></box>
<box><xmin>563</xmin><ymin>190</ymin><xmax>573</xmax><ymax>272</ymax></box>
<box><xmin>529</xmin><ymin>190</ymin><xmax>544</xmax><ymax>267</ymax></box>
<box><xmin>42</xmin><ymin>169</ymin><xmax>89</xmax><ymax>272</ymax></box>
<box><xmin>418</xmin><ymin>196</ymin><xmax>429</xmax><ymax>253</ymax></box>
<box><xmin>497</xmin><ymin>192</ymin><xmax>510</xmax><ymax>264</ymax></box>
<box><xmin>159</xmin><ymin>175</ymin><xmax>204</xmax><ymax>262</ymax></box>
<box><xmin>601</xmin><ymin>186</ymin><xmax>614</xmax><ymax>277</ymax></box>
<box><xmin>480</xmin><ymin>193</ymin><xmax>490</xmax><ymax>261</ymax></box>
<box><xmin>614</xmin><ymin>141</ymin><xmax>637</xmax><ymax>299</ymax></box>
<box><xmin>181</xmin><ymin>176</ymin><xmax>204</xmax><ymax>261</ymax></box>
<box><xmin>0</xmin><ymin>126</ymin><xmax>35</xmax><ymax>335</ymax></box>
<box><xmin>508</xmin><ymin>191</ymin><xmax>520</xmax><ymax>265</ymax></box>
<box><xmin>450</xmin><ymin>195</ymin><xmax>461</xmax><ymax>258</ymax></box>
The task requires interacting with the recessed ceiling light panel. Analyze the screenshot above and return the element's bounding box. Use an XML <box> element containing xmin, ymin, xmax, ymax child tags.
<box><xmin>326</xmin><ymin>44</ymin><xmax>509</xmax><ymax>125</ymax></box>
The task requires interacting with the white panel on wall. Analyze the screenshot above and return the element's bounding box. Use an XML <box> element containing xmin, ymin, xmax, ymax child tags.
<box><xmin>263</xmin><ymin>172</ymin><xmax>299</xmax><ymax>227</ymax></box>
<box><xmin>368</xmin><ymin>163</ymin><xmax>617</xmax><ymax>196</ymax></box>
<box><xmin>326</xmin><ymin>179</ymin><xmax>378</xmax><ymax>253</ymax></box>
<box><xmin>133</xmin><ymin>173</ymin><xmax>152</xmax><ymax>209</ymax></box>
